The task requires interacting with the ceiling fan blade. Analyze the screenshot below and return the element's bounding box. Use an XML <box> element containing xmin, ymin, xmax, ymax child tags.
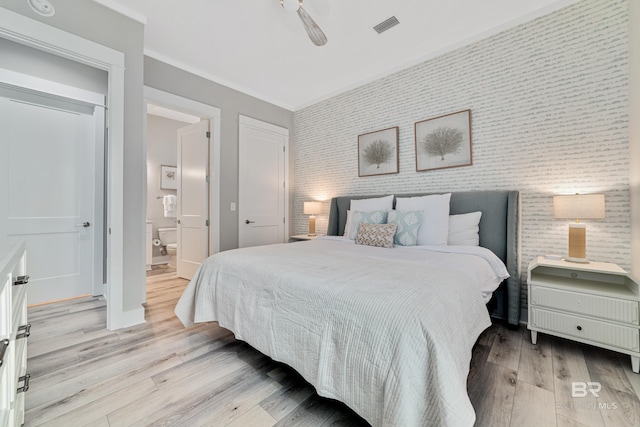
<box><xmin>297</xmin><ymin>6</ymin><xmax>327</xmax><ymax>46</ymax></box>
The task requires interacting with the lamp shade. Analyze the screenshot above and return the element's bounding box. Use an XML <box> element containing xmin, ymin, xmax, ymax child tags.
<box><xmin>303</xmin><ymin>201</ymin><xmax>322</xmax><ymax>215</ymax></box>
<box><xmin>553</xmin><ymin>194</ymin><xmax>605</xmax><ymax>220</ymax></box>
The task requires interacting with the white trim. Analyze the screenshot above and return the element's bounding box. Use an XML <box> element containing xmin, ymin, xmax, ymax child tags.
<box><xmin>144</xmin><ymin>49</ymin><xmax>295</xmax><ymax>111</ymax></box>
<box><xmin>0</xmin><ymin>8</ymin><xmax>124</xmax><ymax>69</ymax></box>
<box><xmin>115</xmin><ymin>307</ymin><xmax>147</xmax><ymax>329</ymax></box>
<box><xmin>239</xmin><ymin>114</ymin><xmax>290</xmax><ymax>137</ymax></box>
<box><xmin>147</xmin><ymin>104</ymin><xmax>200</xmax><ymax>124</ymax></box>
<box><xmin>0</xmin><ymin>68</ymin><xmax>105</xmax><ymax>106</ymax></box>
<box><xmin>92</xmin><ymin>105</ymin><xmax>105</xmax><ymax>297</ymax></box>
<box><xmin>91</xmin><ymin>0</ymin><xmax>147</xmax><ymax>25</ymax></box>
<box><xmin>143</xmin><ymin>86</ymin><xmax>222</xmax><ymax>260</ymax></box>
<box><xmin>0</xmin><ymin>7</ymin><xmax>134</xmax><ymax>330</ymax></box>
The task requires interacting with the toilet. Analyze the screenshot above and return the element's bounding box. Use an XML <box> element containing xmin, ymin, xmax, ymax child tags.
<box><xmin>157</xmin><ymin>227</ymin><xmax>177</xmax><ymax>268</ymax></box>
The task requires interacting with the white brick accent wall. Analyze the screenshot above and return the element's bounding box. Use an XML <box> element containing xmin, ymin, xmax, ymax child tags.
<box><xmin>292</xmin><ymin>0</ymin><xmax>630</xmax><ymax>314</ymax></box>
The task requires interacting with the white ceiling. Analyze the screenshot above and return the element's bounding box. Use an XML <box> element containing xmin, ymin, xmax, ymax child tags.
<box><xmin>95</xmin><ymin>0</ymin><xmax>577</xmax><ymax>111</ymax></box>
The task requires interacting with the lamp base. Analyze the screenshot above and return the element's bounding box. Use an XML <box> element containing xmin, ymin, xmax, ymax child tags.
<box><xmin>308</xmin><ymin>215</ymin><xmax>316</xmax><ymax>236</ymax></box>
<box><xmin>567</xmin><ymin>223</ymin><xmax>588</xmax><ymax>263</ymax></box>
<box><xmin>564</xmin><ymin>256</ymin><xmax>590</xmax><ymax>264</ymax></box>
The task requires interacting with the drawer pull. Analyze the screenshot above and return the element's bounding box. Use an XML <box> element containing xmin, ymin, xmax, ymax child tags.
<box><xmin>17</xmin><ymin>323</ymin><xmax>31</xmax><ymax>339</ymax></box>
<box><xmin>0</xmin><ymin>339</ymin><xmax>9</xmax><ymax>367</ymax></box>
<box><xmin>577</xmin><ymin>325</ymin><xmax>583</xmax><ymax>331</ymax></box>
<box><xmin>13</xmin><ymin>275</ymin><xmax>29</xmax><ymax>286</ymax></box>
<box><xmin>17</xmin><ymin>373</ymin><xmax>30</xmax><ymax>393</ymax></box>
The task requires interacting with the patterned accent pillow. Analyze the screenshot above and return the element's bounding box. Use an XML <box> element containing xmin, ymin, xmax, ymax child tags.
<box><xmin>347</xmin><ymin>210</ymin><xmax>388</xmax><ymax>239</ymax></box>
<box><xmin>355</xmin><ymin>223</ymin><xmax>397</xmax><ymax>248</ymax></box>
<box><xmin>387</xmin><ymin>210</ymin><xmax>423</xmax><ymax>246</ymax></box>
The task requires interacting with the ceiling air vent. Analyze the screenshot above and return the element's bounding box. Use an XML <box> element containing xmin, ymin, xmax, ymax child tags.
<box><xmin>373</xmin><ymin>16</ymin><xmax>399</xmax><ymax>34</ymax></box>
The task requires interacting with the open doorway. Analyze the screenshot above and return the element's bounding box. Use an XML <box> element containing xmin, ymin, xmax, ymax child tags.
<box><xmin>146</xmin><ymin>104</ymin><xmax>200</xmax><ymax>277</ymax></box>
<box><xmin>0</xmin><ymin>8</ymin><xmax>139</xmax><ymax>330</ymax></box>
<box><xmin>143</xmin><ymin>87</ymin><xmax>221</xmax><ymax>299</ymax></box>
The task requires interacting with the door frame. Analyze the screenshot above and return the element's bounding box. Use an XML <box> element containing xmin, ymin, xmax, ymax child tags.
<box><xmin>0</xmin><ymin>8</ymin><xmax>132</xmax><ymax>330</ymax></box>
<box><xmin>238</xmin><ymin>115</ymin><xmax>290</xmax><ymax>247</ymax></box>
<box><xmin>143</xmin><ymin>88</ymin><xmax>221</xmax><ymax>294</ymax></box>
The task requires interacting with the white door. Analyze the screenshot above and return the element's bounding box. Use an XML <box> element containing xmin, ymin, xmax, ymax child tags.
<box><xmin>0</xmin><ymin>87</ymin><xmax>100</xmax><ymax>304</ymax></box>
<box><xmin>238</xmin><ymin>116</ymin><xmax>288</xmax><ymax>248</ymax></box>
<box><xmin>177</xmin><ymin>120</ymin><xmax>210</xmax><ymax>280</ymax></box>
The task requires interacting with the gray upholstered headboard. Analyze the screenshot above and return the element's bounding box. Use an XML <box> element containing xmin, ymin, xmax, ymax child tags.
<box><xmin>327</xmin><ymin>190</ymin><xmax>520</xmax><ymax>325</ymax></box>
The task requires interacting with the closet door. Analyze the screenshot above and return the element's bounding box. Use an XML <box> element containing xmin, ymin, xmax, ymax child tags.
<box><xmin>0</xmin><ymin>88</ymin><xmax>96</xmax><ymax>304</ymax></box>
<box><xmin>238</xmin><ymin>115</ymin><xmax>288</xmax><ymax>248</ymax></box>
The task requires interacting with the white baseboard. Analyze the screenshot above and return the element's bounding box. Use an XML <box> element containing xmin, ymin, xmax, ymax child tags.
<box><xmin>152</xmin><ymin>255</ymin><xmax>170</xmax><ymax>265</ymax></box>
<box><xmin>108</xmin><ymin>306</ymin><xmax>146</xmax><ymax>330</ymax></box>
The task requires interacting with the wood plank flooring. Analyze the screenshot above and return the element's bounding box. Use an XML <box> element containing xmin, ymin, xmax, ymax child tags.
<box><xmin>24</xmin><ymin>272</ymin><xmax>640</xmax><ymax>426</ymax></box>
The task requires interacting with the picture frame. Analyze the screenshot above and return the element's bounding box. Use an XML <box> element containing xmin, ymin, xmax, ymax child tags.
<box><xmin>414</xmin><ymin>109</ymin><xmax>472</xmax><ymax>172</ymax></box>
<box><xmin>358</xmin><ymin>126</ymin><xmax>399</xmax><ymax>177</ymax></box>
<box><xmin>160</xmin><ymin>165</ymin><xmax>177</xmax><ymax>190</ymax></box>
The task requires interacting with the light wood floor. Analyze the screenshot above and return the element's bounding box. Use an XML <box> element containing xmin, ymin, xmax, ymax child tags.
<box><xmin>24</xmin><ymin>272</ymin><xmax>640</xmax><ymax>426</ymax></box>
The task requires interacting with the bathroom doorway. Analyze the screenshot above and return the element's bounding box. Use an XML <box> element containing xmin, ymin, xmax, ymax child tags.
<box><xmin>146</xmin><ymin>104</ymin><xmax>200</xmax><ymax>275</ymax></box>
<box><xmin>143</xmin><ymin>87</ymin><xmax>221</xmax><ymax>297</ymax></box>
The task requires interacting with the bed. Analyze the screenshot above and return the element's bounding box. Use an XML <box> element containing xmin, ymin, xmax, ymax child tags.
<box><xmin>175</xmin><ymin>190</ymin><xmax>520</xmax><ymax>426</ymax></box>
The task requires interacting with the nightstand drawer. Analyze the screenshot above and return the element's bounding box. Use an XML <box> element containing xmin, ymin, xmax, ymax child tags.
<box><xmin>530</xmin><ymin>307</ymin><xmax>640</xmax><ymax>351</ymax></box>
<box><xmin>531</xmin><ymin>286</ymin><xmax>639</xmax><ymax>325</ymax></box>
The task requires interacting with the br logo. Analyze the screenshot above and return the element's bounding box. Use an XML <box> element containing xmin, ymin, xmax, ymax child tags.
<box><xmin>572</xmin><ymin>382</ymin><xmax>601</xmax><ymax>398</ymax></box>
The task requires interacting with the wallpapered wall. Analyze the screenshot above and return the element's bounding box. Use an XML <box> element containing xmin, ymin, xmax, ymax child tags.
<box><xmin>292</xmin><ymin>0</ymin><xmax>630</xmax><ymax>315</ymax></box>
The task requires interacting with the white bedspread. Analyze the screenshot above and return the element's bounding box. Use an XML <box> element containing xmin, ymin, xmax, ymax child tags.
<box><xmin>175</xmin><ymin>238</ymin><xmax>508</xmax><ymax>426</ymax></box>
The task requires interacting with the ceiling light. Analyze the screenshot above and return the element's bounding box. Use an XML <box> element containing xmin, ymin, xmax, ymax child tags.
<box><xmin>27</xmin><ymin>0</ymin><xmax>55</xmax><ymax>17</ymax></box>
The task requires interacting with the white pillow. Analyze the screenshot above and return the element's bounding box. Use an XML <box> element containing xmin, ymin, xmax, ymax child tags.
<box><xmin>345</xmin><ymin>195</ymin><xmax>394</xmax><ymax>237</ymax></box>
<box><xmin>448</xmin><ymin>211</ymin><xmax>482</xmax><ymax>246</ymax></box>
<box><xmin>395</xmin><ymin>193</ymin><xmax>451</xmax><ymax>245</ymax></box>
<box><xmin>350</xmin><ymin>195</ymin><xmax>394</xmax><ymax>212</ymax></box>
<box><xmin>343</xmin><ymin>210</ymin><xmax>353</xmax><ymax>237</ymax></box>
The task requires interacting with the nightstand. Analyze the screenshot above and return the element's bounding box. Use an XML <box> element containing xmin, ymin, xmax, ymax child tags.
<box><xmin>289</xmin><ymin>234</ymin><xmax>322</xmax><ymax>242</ymax></box>
<box><xmin>528</xmin><ymin>256</ymin><xmax>640</xmax><ymax>373</ymax></box>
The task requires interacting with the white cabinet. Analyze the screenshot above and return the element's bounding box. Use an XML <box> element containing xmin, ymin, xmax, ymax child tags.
<box><xmin>0</xmin><ymin>240</ymin><xmax>30</xmax><ymax>426</ymax></box>
<box><xmin>528</xmin><ymin>256</ymin><xmax>640</xmax><ymax>373</ymax></box>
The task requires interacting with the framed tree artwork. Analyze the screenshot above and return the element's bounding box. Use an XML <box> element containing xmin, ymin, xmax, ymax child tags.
<box><xmin>358</xmin><ymin>126</ymin><xmax>399</xmax><ymax>177</ymax></box>
<box><xmin>414</xmin><ymin>109</ymin><xmax>472</xmax><ymax>172</ymax></box>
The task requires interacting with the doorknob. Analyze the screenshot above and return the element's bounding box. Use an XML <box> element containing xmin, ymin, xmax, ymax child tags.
<box><xmin>75</xmin><ymin>222</ymin><xmax>90</xmax><ymax>227</ymax></box>
<box><xmin>245</xmin><ymin>220</ymin><xmax>255</xmax><ymax>224</ymax></box>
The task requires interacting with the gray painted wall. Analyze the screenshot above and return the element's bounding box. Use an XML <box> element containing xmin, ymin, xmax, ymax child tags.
<box><xmin>292</xmin><ymin>0</ymin><xmax>631</xmax><ymax>315</ymax></box>
<box><xmin>144</xmin><ymin>56</ymin><xmax>295</xmax><ymax>252</ymax></box>
<box><xmin>0</xmin><ymin>0</ymin><xmax>146</xmax><ymax>312</ymax></box>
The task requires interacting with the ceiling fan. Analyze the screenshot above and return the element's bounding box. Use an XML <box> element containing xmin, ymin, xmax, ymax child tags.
<box><xmin>280</xmin><ymin>0</ymin><xmax>328</xmax><ymax>47</ymax></box>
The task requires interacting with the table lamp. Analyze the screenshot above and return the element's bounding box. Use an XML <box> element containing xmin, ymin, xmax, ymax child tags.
<box><xmin>553</xmin><ymin>194</ymin><xmax>605</xmax><ymax>263</ymax></box>
<box><xmin>303</xmin><ymin>201</ymin><xmax>322</xmax><ymax>236</ymax></box>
